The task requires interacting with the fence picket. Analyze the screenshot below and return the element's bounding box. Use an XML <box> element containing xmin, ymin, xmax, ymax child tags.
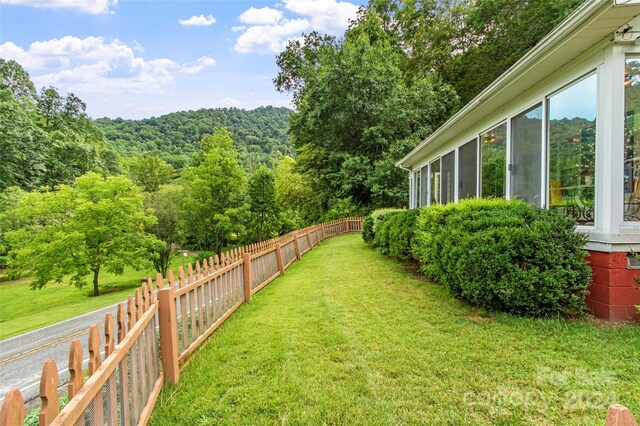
<box><xmin>178</xmin><ymin>267</ymin><xmax>188</xmax><ymax>351</ymax></box>
<box><xmin>134</xmin><ymin>291</ymin><xmax>147</xmax><ymax>409</ymax></box>
<box><xmin>606</xmin><ymin>404</ymin><xmax>638</xmax><ymax>426</ymax></box>
<box><xmin>103</xmin><ymin>313</ymin><xmax>118</xmax><ymax>423</ymax></box>
<box><xmin>39</xmin><ymin>360</ymin><xmax>59</xmax><ymax>426</ymax></box>
<box><xmin>88</xmin><ymin>325</ymin><xmax>103</xmax><ymax>426</ymax></box>
<box><xmin>0</xmin><ymin>388</ymin><xmax>25</xmax><ymax>426</ymax></box>
<box><xmin>67</xmin><ymin>340</ymin><xmax>83</xmax><ymax>399</ymax></box>
<box><xmin>117</xmin><ymin>304</ymin><xmax>125</xmax><ymax>343</ymax></box>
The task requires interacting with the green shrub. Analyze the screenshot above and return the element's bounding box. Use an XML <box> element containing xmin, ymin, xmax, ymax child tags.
<box><xmin>362</xmin><ymin>208</ymin><xmax>404</xmax><ymax>243</ymax></box>
<box><xmin>362</xmin><ymin>215</ymin><xmax>375</xmax><ymax>243</ymax></box>
<box><xmin>412</xmin><ymin>198</ymin><xmax>592</xmax><ymax>317</ymax></box>
<box><xmin>195</xmin><ymin>250</ymin><xmax>215</xmax><ymax>264</ymax></box>
<box><xmin>373</xmin><ymin>211</ymin><xmax>402</xmax><ymax>253</ymax></box>
<box><xmin>374</xmin><ymin>209</ymin><xmax>420</xmax><ymax>260</ymax></box>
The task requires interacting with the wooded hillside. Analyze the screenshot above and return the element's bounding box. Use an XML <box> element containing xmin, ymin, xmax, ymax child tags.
<box><xmin>95</xmin><ymin>106</ymin><xmax>294</xmax><ymax>171</ymax></box>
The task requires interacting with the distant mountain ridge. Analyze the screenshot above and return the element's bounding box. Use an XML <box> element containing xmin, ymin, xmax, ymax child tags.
<box><xmin>95</xmin><ymin>106</ymin><xmax>294</xmax><ymax>171</ymax></box>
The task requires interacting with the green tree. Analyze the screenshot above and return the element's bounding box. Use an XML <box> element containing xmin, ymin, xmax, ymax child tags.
<box><xmin>181</xmin><ymin>129</ymin><xmax>247</xmax><ymax>253</ymax></box>
<box><xmin>127</xmin><ymin>156</ymin><xmax>176</xmax><ymax>193</ymax></box>
<box><xmin>5</xmin><ymin>172</ymin><xmax>159</xmax><ymax>296</ymax></box>
<box><xmin>274</xmin><ymin>156</ymin><xmax>320</xmax><ymax>227</ymax></box>
<box><xmin>0</xmin><ymin>88</ymin><xmax>49</xmax><ymax>191</ymax></box>
<box><xmin>0</xmin><ymin>59</ymin><xmax>37</xmax><ymax>104</ymax></box>
<box><xmin>248</xmin><ymin>166</ymin><xmax>280</xmax><ymax>241</ymax></box>
<box><xmin>0</xmin><ymin>60</ymin><xmax>120</xmax><ymax>191</ymax></box>
<box><xmin>277</xmin><ymin>12</ymin><xmax>459</xmax><ymax>210</ymax></box>
<box><xmin>144</xmin><ymin>185</ymin><xmax>181</xmax><ymax>277</ymax></box>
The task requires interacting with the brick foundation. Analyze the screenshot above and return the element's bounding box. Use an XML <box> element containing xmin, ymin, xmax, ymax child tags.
<box><xmin>586</xmin><ymin>251</ymin><xmax>640</xmax><ymax>321</ymax></box>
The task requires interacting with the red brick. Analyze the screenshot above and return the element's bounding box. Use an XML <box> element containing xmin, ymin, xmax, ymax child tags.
<box><xmin>609</xmin><ymin>305</ymin><xmax>640</xmax><ymax>322</ymax></box>
<box><xmin>586</xmin><ymin>251</ymin><xmax>628</xmax><ymax>269</ymax></box>
<box><xmin>586</xmin><ymin>299</ymin><xmax>611</xmax><ymax>319</ymax></box>
<box><xmin>608</xmin><ymin>268</ymin><xmax>640</xmax><ymax>287</ymax></box>
<box><xmin>590</xmin><ymin>264</ymin><xmax>612</xmax><ymax>286</ymax></box>
<box><xmin>610</xmin><ymin>286</ymin><xmax>640</xmax><ymax>306</ymax></box>
<box><xmin>586</xmin><ymin>283</ymin><xmax>610</xmax><ymax>304</ymax></box>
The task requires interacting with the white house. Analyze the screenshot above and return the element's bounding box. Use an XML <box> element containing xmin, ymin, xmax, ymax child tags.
<box><xmin>396</xmin><ymin>0</ymin><xmax>640</xmax><ymax>320</ymax></box>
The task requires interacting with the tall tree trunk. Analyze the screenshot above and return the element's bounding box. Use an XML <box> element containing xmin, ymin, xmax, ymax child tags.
<box><xmin>92</xmin><ymin>266</ymin><xmax>100</xmax><ymax>297</ymax></box>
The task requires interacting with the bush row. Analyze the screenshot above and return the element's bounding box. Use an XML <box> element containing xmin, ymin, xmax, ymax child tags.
<box><xmin>363</xmin><ymin>199</ymin><xmax>592</xmax><ymax>317</ymax></box>
<box><xmin>362</xmin><ymin>208</ymin><xmax>404</xmax><ymax>243</ymax></box>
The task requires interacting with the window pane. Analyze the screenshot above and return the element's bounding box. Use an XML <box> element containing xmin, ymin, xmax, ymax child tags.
<box><xmin>420</xmin><ymin>165</ymin><xmax>429</xmax><ymax>207</ymax></box>
<box><xmin>548</xmin><ymin>74</ymin><xmax>597</xmax><ymax>225</ymax></box>
<box><xmin>480</xmin><ymin>122</ymin><xmax>506</xmax><ymax>198</ymax></box>
<box><xmin>625</xmin><ymin>58</ymin><xmax>640</xmax><ymax>221</ymax></box>
<box><xmin>441</xmin><ymin>151</ymin><xmax>455</xmax><ymax>204</ymax></box>
<box><xmin>458</xmin><ymin>139</ymin><xmax>478</xmax><ymax>199</ymax></box>
<box><xmin>430</xmin><ymin>159</ymin><xmax>441</xmax><ymax>205</ymax></box>
<box><xmin>413</xmin><ymin>170</ymin><xmax>420</xmax><ymax>208</ymax></box>
<box><xmin>511</xmin><ymin>104</ymin><xmax>543</xmax><ymax>207</ymax></box>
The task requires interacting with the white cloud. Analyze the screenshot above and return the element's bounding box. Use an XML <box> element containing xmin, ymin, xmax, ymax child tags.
<box><xmin>0</xmin><ymin>36</ymin><xmax>216</xmax><ymax>94</ymax></box>
<box><xmin>180</xmin><ymin>56</ymin><xmax>216</xmax><ymax>74</ymax></box>
<box><xmin>283</xmin><ymin>0</ymin><xmax>359</xmax><ymax>34</ymax></box>
<box><xmin>234</xmin><ymin>18</ymin><xmax>309</xmax><ymax>54</ymax></box>
<box><xmin>0</xmin><ymin>0</ymin><xmax>116</xmax><ymax>14</ymax></box>
<box><xmin>214</xmin><ymin>97</ymin><xmax>242</xmax><ymax>108</ymax></box>
<box><xmin>233</xmin><ymin>0</ymin><xmax>359</xmax><ymax>54</ymax></box>
<box><xmin>238</xmin><ymin>6</ymin><xmax>283</xmax><ymax>25</ymax></box>
<box><xmin>178</xmin><ymin>14</ymin><xmax>216</xmax><ymax>27</ymax></box>
<box><xmin>0</xmin><ymin>41</ymin><xmax>46</xmax><ymax>68</ymax></box>
<box><xmin>231</xmin><ymin>25</ymin><xmax>247</xmax><ymax>32</ymax></box>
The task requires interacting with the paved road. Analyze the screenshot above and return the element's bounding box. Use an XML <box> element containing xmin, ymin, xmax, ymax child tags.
<box><xmin>0</xmin><ymin>302</ymin><xmax>120</xmax><ymax>405</ymax></box>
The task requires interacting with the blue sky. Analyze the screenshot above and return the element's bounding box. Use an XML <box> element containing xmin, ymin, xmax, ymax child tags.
<box><xmin>0</xmin><ymin>0</ymin><xmax>365</xmax><ymax>119</ymax></box>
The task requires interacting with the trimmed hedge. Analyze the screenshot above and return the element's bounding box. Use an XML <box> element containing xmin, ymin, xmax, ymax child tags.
<box><xmin>374</xmin><ymin>209</ymin><xmax>420</xmax><ymax>260</ymax></box>
<box><xmin>365</xmin><ymin>199</ymin><xmax>592</xmax><ymax>317</ymax></box>
<box><xmin>362</xmin><ymin>208</ymin><xmax>403</xmax><ymax>243</ymax></box>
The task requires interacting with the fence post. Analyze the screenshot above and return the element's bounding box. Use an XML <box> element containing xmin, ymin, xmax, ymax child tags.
<box><xmin>243</xmin><ymin>253</ymin><xmax>252</xmax><ymax>302</ymax></box>
<box><xmin>275</xmin><ymin>243</ymin><xmax>285</xmax><ymax>275</ymax></box>
<box><xmin>293</xmin><ymin>234</ymin><xmax>301</xmax><ymax>259</ymax></box>
<box><xmin>305</xmin><ymin>231</ymin><xmax>313</xmax><ymax>250</ymax></box>
<box><xmin>158</xmin><ymin>285</ymin><xmax>180</xmax><ymax>385</ymax></box>
<box><xmin>0</xmin><ymin>388</ymin><xmax>24</xmax><ymax>426</ymax></box>
<box><xmin>606</xmin><ymin>404</ymin><xmax>638</xmax><ymax>426</ymax></box>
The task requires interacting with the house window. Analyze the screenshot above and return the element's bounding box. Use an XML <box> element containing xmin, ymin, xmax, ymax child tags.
<box><xmin>511</xmin><ymin>104</ymin><xmax>543</xmax><ymax>207</ymax></box>
<box><xmin>420</xmin><ymin>165</ymin><xmax>429</xmax><ymax>207</ymax></box>
<box><xmin>625</xmin><ymin>57</ymin><xmax>640</xmax><ymax>221</ymax></box>
<box><xmin>480</xmin><ymin>122</ymin><xmax>507</xmax><ymax>198</ymax></box>
<box><xmin>458</xmin><ymin>139</ymin><xmax>478</xmax><ymax>199</ymax></box>
<box><xmin>548</xmin><ymin>73</ymin><xmax>597</xmax><ymax>226</ymax></box>
<box><xmin>441</xmin><ymin>151</ymin><xmax>455</xmax><ymax>204</ymax></box>
<box><xmin>430</xmin><ymin>159</ymin><xmax>441</xmax><ymax>205</ymax></box>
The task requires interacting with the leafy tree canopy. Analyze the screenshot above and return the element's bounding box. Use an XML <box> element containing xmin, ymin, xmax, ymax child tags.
<box><xmin>4</xmin><ymin>172</ymin><xmax>160</xmax><ymax>296</ymax></box>
<box><xmin>248</xmin><ymin>166</ymin><xmax>280</xmax><ymax>241</ymax></box>
<box><xmin>180</xmin><ymin>129</ymin><xmax>247</xmax><ymax>253</ymax></box>
<box><xmin>126</xmin><ymin>155</ymin><xmax>176</xmax><ymax>193</ymax></box>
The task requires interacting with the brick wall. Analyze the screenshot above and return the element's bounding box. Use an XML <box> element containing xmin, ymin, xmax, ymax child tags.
<box><xmin>586</xmin><ymin>251</ymin><xmax>640</xmax><ymax>321</ymax></box>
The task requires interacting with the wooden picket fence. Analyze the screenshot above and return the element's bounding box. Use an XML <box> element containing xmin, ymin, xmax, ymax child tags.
<box><xmin>0</xmin><ymin>217</ymin><xmax>364</xmax><ymax>426</ymax></box>
<box><xmin>5</xmin><ymin>214</ymin><xmax>629</xmax><ymax>426</ymax></box>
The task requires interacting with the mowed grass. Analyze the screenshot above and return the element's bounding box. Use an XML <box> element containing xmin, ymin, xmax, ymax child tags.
<box><xmin>0</xmin><ymin>256</ymin><xmax>194</xmax><ymax>340</ymax></box>
<box><xmin>150</xmin><ymin>234</ymin><xmax>640</xmax><ymax>425</ymax></box>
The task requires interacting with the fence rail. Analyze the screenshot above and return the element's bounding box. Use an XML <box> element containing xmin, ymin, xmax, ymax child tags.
<box><xmin>0</xmin><ymin>217</ymin><xmax>364</xmax><ymax>426</ymax></box>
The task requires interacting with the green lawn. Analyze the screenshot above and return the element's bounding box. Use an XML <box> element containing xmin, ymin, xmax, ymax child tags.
<box><xmin>150</xmin><ymin>234</ymin><xmax>640</xmax><ymax>425</ymax></box>
<box><xmin>0</xmin><ymin>255</ymin><xmax>194</xmax><ymax>340</ymax></box>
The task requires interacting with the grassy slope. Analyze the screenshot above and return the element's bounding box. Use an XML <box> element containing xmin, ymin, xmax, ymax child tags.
<box><xmin>151</xmin><ymin>234</ymin><xmax>640</xmax><ymax>425</ymax></box>
<box><xmin>0</xmin><ymin>256</ymin><xmax>194</xmax><ymax>340</ymax></box>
